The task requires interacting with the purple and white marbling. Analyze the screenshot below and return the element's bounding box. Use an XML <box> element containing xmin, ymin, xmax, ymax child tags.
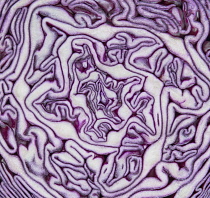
<box><xmin>0</xmin><ymin>0</ymin><xmax>209</xmax><ymax>197</ymax></box>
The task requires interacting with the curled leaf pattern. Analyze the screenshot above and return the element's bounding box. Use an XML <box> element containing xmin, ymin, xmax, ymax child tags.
<box><xmin>0</xmin><ymin>0</ymin><xmax>209</xmax><ymax>197</ymax></box>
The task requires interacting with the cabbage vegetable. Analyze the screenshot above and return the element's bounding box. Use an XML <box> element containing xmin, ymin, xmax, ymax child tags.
<box><xmin>0</xmin><ymin>0</ymin><xmax>209</xmax><ymax>197</ymax></box>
